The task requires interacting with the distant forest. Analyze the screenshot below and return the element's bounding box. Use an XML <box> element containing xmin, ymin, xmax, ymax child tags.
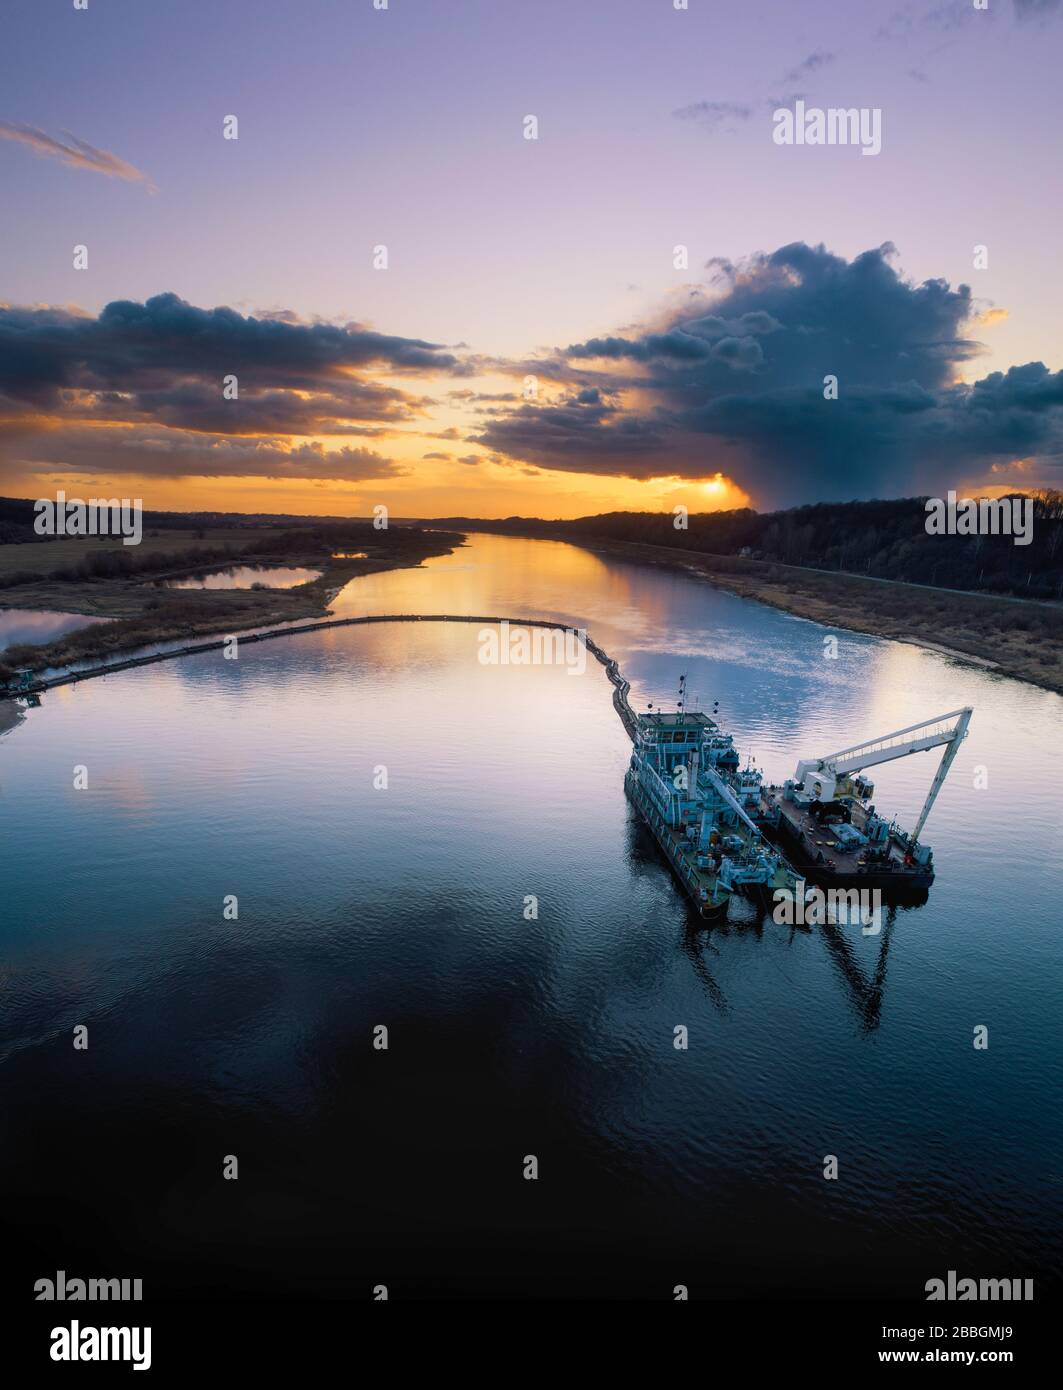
<box><xmin>3</xmin><ymin>491</ymin><xmax>1062</xmax><ymax>601</ymax></box>
<box><xmin>438</xmin><ymin>492</ymin><xmax>1063</xmax><ymax>602</ymax></box>
<box><xmin>0</xmin><ymin>497</ymin><xmax>342</xmax><ymax>544</ymax></box>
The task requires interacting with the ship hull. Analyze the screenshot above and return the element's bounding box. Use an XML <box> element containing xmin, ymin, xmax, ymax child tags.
<box><xmin>764</xmin><ymin>813</ymin><xmax>933</xmax><ymax>900</ymax></box>
<box><xmin>625</xmin><ymin>772</ymin><xmax>729</xmax><ymax>920</ymax></box>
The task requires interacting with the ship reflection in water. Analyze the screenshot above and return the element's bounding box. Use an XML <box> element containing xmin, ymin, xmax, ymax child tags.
<box><xmin>626</xmin><ymin>814</ymin><xmax>898</xmax><ymax>1034</ymax></box>
<box><xmin>1</xmin><ymin>533</ymin><xmax>1060</xmax><ymax>1299</ymax></box>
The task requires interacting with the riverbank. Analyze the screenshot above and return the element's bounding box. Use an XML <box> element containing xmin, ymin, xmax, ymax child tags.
<box><xmin>0</xmin><ymin>526</ymin><xmax>461</xmax><ymax>684</ymax></box>
<box><xmin>664</xmin><ymin>547</ymin><xmax>1056</xmax><ymax>689</ymax></box>
<box><xmin>676</xmin><ymin>548</ymin><xmax>1062</xmax><ymax>693</ymax></box>
<box><xmin>0</xmin><ymin>700</ymin><xmax>24</xmax><ymax>735</ymax></box>
<box><xmin>646</xmin><ymin>544</ymin><xmax>1061</xmax><ymax>693</ymax></box>
<box><xmin>458</xmin><ymin>528</ymin><xmax>1063</xmax><ymax>697</ymax></box>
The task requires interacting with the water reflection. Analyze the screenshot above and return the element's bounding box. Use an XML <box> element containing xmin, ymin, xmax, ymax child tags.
<box><xmin>0</xmin><ymin>607</ymin><xmax>108</xmax><ymax>652</ymax></box>
<box><xmin>819</xmin><ymin>910</ymin><xmax>898</xmax><ymax>1034</ymax></box>
<box><xmin>165</xmin><ymin>564</ymin><xmax>321</xmax><ymax>589</ymax></box>
<box><xmin>2</xmin><ymin>532</ymin><xmax>1061</xmax><ymax>1296</ymax></box>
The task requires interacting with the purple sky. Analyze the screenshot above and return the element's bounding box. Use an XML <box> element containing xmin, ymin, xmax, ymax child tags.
<box><xmin>1</xmin><ymin>0</ymin><xmax>1061</xmax><ymax>516</ymax></box>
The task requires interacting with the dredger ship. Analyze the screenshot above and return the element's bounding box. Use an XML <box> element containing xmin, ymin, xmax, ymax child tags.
<box><xmin>624</xmin><ymin>679</ymin><xmax>971</xmax><ymax>917</ymax></box>
<box><xmin>624</xmin><ymin>698</ymin><xmax>794</xmax><ymax>920</ymax></box>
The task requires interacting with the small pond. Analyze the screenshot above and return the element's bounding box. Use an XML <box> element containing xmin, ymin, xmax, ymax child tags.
<box><xmin>165</xmin><ymin>565</ymin><xmax>322</xmax><ymax>590</ymax></box>
<box><xmin>0</xmin><ymin>608</ymin><xmax>109</xmax><ymax>653</ymax></box>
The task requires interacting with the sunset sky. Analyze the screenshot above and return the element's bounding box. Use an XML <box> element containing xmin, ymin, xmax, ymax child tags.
<box><xmin>1</xmin><ymin>0</ymin><xmax>1062</xmax><ymax>519</ymax></box>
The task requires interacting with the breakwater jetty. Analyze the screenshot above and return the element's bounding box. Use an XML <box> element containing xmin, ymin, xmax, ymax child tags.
<box><xmin>4</xmin><ymin>614</ymin><xmax>639</xmax><ymax>741</ymax></box>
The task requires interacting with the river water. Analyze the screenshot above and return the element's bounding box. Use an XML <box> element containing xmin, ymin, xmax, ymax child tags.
<box><xmin>2</xmin><ymin>533</ymin><xmax>1060</xmax><ymax>1299</ymax></box>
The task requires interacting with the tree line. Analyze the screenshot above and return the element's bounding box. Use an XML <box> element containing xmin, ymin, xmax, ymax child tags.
<box><xmin>449</xmin><ymin>492</ymin><xmax>1063</xmax><ymax>601</ymax></box>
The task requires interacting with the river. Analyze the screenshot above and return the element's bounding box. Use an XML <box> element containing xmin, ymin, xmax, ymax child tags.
<box><xmin>2</xmin><ymin>533</ymin><xmax>1060</xmax><ymax>1298</ymax></box>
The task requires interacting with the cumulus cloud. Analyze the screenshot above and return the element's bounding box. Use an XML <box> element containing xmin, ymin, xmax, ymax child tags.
<box><xmin>8</xmin><ymin>428</ymin><xmax>403</xmax><ymax>482</ymax></box>
<box><xmin>476</xmin><ymin>241</ymin><xmax>1063</xmax><ymax>503</ymax></box>
<box><xmin>471</xmin><ymin>391</ymin><xmax>668</xmax><ymax>471</ymax></box>
<box><xmin>0</xmin><ymin>292</ymin><xmax>460</xmax><ymax>481</ymax></box>
<box><xmin>0</xmin><ymin>292</ymin><xmax>455</xmax><ymax>410</ymax></box>
<box><xmin>0</xmin><ymin>122</ymin><xmax>155</xmax><ymax>189</ymax></box>
<box><xmin>5</xmin><ymin>259</ymin><xmax>1062</xmax><ymax>506</ymax></box>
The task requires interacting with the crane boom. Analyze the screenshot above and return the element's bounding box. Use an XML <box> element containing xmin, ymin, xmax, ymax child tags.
<box><xmin>910</xmin><ymin>708</ymin><xmax>972</xmax><ymax>843</ymax></box>
<box><xmin>701</xmin><ymin>761</ymin><xmax>760</xmax><ymax>837</ymax></box>
<box><xmin>793</xmin><ymin>707</ymin><xmax>972</xmax><ymax>844</ymax></box>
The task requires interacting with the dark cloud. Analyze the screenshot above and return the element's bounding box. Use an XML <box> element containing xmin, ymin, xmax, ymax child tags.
<box><xmin>676</xmin><ymin>49</ymin><xmax>833</xmax><ymax>137</ymax></box>
<box><xmin>672</xmin><ymin>101</ymin><xmax>753</xmax><ymax>132</ymax></box>
<box><xmin>1013</xmin><ymin>0</ymin><xmax>1061</xmax><ymax>17</ymax></box>
<box><xmin>472</xmin><ymin>391</ymin><xmax>668</xmax><ymax>472</ymax></box>
<box><xmin>7</xmin><ymin>427</ymin><xmax>404</xmax><ymax>482</ymax></box>
<box><xmin>781</xmin><ymin>50</ymin><xmax>835</xmax><ymax>84</ymax></box>
<box><xmin>5</xmin><ymin>264</ymin><xmax>1061</xmax><ymax>506</ymax></box>
<box><xmin>0</xmin><ymin>292</ymin><xmax>456</xmax><ymax>413</ymax></box>
<box><xmin>449</xmin><ymin>389</ymin><xmax>520</xmax><ymax>404</ymax></box>
<box><xmin>675</xmin><ymin>93</ymin><xmax>810</xmax><ymax>135</ymax></box>
<box><xmin>85</xmin><ymin>382</ymin><xmax>418</xmax><ymax>436</ymax></box>
<box><xmin>879</xmin><ymin>0</ymin><xmax>1058</xmax><ymax>41</ymax></box>
<box><xmin>0</xmin><ymin>292</ymin><xmax>459</xmax><ymax>481</ymax></box>
<box><xmin>477</xmin><ymin>242</ymin><xmax>1063</xmax><ymax>503</ymax></box>
<box><xmin>966</xmin><ymin>361</ymin><xmax>1063</xmax><ymax>411</ymax></box>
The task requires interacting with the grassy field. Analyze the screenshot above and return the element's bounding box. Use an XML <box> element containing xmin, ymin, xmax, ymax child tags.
<box><xmin>0</xmin><ymin>528</ymin><xmax>284</xmax><ymax>618</ymax></box>
<box><xmin>0</xmin><ymin>528</ymin><xmax>271</xmax><ymax>579</ymax></box>
<box><xmin>0</xmin><ymin>525</ymin><xmax>460</xmax><ymax>683</ymax></box>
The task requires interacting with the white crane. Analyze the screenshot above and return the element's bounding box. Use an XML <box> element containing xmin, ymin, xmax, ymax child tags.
<box><xmin>793</xmin><ymin>707</ymin><xmax>973</xmax><ymax>844</ymax></box>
